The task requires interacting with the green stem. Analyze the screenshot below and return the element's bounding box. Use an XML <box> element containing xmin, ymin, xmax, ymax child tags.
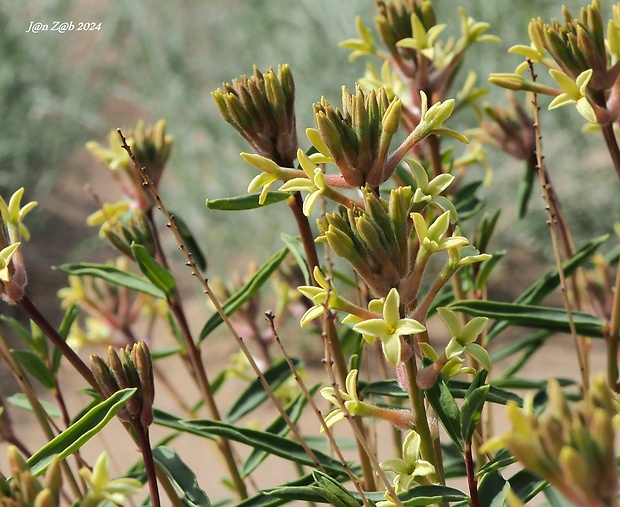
<box><xmin>403</xmin><ymin>352</ymin><xmax>441</xmax><ymax>483</ymax></box>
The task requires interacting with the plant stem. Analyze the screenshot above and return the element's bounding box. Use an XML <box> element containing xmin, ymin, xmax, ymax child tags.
<box><xmin>17</xmin><ymin>295</ymin><xmax>99</xmax><ymax>392</ymax></box>
<box><xmin>135</xmin><ymin>424</ymin><xmax>162</xmax><ymax>507</ymax></box>
<box><xmin>600</xmin><ymin>123</ymin><xmax>620</xmax><ymax>181</ymax></box>
<box><xmin>464</xmin><ymin>442</ymin><xmax>480</xmax><ymax>507</ymax></box>
<box><xmin>607</xmin><ymin>258</ymin><xmax>620</xmax><ymax>389</ymax></box>
<box><xmin>288</xmin><ymin>192</ymin><xmax>321</xmax><ymax>282</ymax></box>
<box><xmin>403</xmin><ymin>351</ymin><xmax>442</xmax><ymax>483</ymax></box>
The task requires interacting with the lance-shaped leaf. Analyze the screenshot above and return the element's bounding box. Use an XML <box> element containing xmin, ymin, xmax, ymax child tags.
<box><xmin>449</xmin><ymin>300</ymin><xmax>605</xmax><ymax>338</ymax></box>
<box><xmin>131</xmin><ymin>243</ymin><xmax>176</xmax><ymax>297</ymax></box>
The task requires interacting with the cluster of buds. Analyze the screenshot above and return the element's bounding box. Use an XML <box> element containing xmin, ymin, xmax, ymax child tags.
<box><xmin>491</xmin><ymin>0</ymin><xmax>620</xmax><ymax>125</ymax></box>
<box><xmin>342</xmin><ymin>0</ymin><xmax>498</xmax><ymax>132</ymax></box>
<box><xmin>86</xmin><ymin>120</ymin><xmax>173</xmax><ymax>211</ymax></box>
<box><xmin>313</xmin><ymin>86</ymin><xmax>401</xmax><ymax>187</ymax></box>
<box><xmin>90</xmin><ymin>342</ymin><xmax>155</xmax><ymax>429</ymax></box>
<box><xmin>317</xmin><ymin>188</ymin><xmax>411</xmax><ymax>297</ymax></box>
<box><xmin>482</xmin><ymin>375</ymin><xmax>619</xmax><ymax>507</ymax></box>
<box><xmin>212</xmin><ymin>65</ymin><xmax>298</xmax><ymax>166</ymax></box>
<box><xmin>93</xmin><ymin>209</ymin><xmax>156</xmax><ymax>260</ymax></box>
<box><xmin>0</xmin><ymin>188</ymin><xmax>37</xmax><ymax>304</ymax></box>
<box><xmin>0</xmin><ymin>446</ymin><xmax>62</xmax><ymax>507</ymax></box>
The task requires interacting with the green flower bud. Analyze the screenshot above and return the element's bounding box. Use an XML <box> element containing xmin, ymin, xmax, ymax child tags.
<box><xmin>313</xmin><ymin>86</ymin><xmax>400</xmax><ymax>187</ymax></box>
<box><xmin>212</xmin><ymin>65</ymin><xmax>298</xmax><ymax>165</ymax></box>
<box><xmin>132</xmin><ymin>341</ymin><xmax>155</xmax><ymax>427</ymax></box>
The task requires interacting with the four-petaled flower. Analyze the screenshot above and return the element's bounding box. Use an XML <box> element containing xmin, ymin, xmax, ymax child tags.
<box><xmin>297</xmin><ymin>266</ymin><xmax>340</xmax><ymax>327</ymax></box>
<box><xmin>320</xmin><ymin>369</ymin><xmax>374</xmax><ymax>428</ymax></box>
<box><xmin>408</xmin><ymin>159</ymin><xmax>457</xmax><ymax>218</ymax></box>
<box><xmin>439</xmin><ymin>307</ymin><xmax>490</xmax><ymax>371</ymax></box>
<box><xmin>548</xmin><ymin>69</ymin><xmax>596</xmax><ymax>124</ymax></box>
<box><xmin>279</xmin><ymin>149</ymin><xmax>327</xmax><ymax>216</ymax></box>
<box><xmin>0</xmin><ymin>188</ymin><xmax>38</xmax><ymax>242</ymax></box>
<box><xmin>380</xmin><ymin>430</ymin><xmax>436</xmax><ymax>492</ymax></box>
<box><xmin>412</xmin><ymin>210</ymin><xmax>468</xmax><ymax>255</ymax></box>
<box><xmin>79</xmin><ymin>452</ymin><xmax>142</xmax><ymax>507</ymax></box>
<box><xmin>352</xmin><ymin>288</ymin><xmax>425</xmax><ymax>367</ymax></box>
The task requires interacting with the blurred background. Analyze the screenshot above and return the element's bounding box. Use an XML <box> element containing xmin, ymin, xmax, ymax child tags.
<box><xmin>2</xmin><ymin>0</ymin><xmax>619</xmax><ymax>499</ymax></box>
<box><xmin>3</xmin><ymin>0</ymin><xmax>616</xmax><ymax>303</ymax></box>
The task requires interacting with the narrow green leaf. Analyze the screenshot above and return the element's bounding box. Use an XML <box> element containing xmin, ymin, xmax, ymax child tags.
<box><xmin>280</xmin><ymin>233</ymin><xmax>310</xmax><ymax>285</ymax></box>
<box><xmin>311</xmin><ymin>470</ymin><xmax>360</xmax><ymax>507</ymax></box>
<box><xmin>238</xmin><ymin>473</ymin><xmax>320</xmax><ymax>507</ymax></box>
<box><xmin>199</xmin><ymin>247</ymin><xmax>288</xmax><ymax>342</ymax></box>
<box><xmin>7</xmin><ymin>393</ymin><xmax>61</xmax><ymax>419</ymax></box>
<box><xmin>226</xmin><ymin>358</ymin><xmax>302</xmax><ymax>423</ymax></box>
<box><xmin>516</xmin><ymin>234</ymin><xmax>608</xmax><ymax>305</ymax></box>
<box><xmin>55</xmin><ymin>263</ymin><xmax>165</xmax><ymax>298</ymax></box>
<box><xmin>477</xmin><ymin>449</ymin><xmax>514</xmax><ymax>478</ymax></box>
<box><xmin>398</xmin><ymin>485</ymin><xmax>469</xmax><ymax>506</ymax></box>
<box><xmin>487</xmin><ymin>234</ymin><xmax>608</xmax><ymax>341</ymax></box>
<box><xmin>242</xmin><ymin>385</ymin><xmax>320</xmax><ymax>477</ymax></box>
<box><xmin>206</xmin><ymin>192</ymin><xmax>291</xmax><ymax>210</ymax></box>
<box><xmin>517</xmin><ymin>161</ymin><xmax>536</xmax><ymax>219</ymax></box>
<box><xmin>363</xmin><ymin>379</ymin><xmax>522</xmax><ymax>406</ymax></box>
<box><xmin>0</xmin><ymin>316</ymin><xmax>34</xmax><ymax>351</ymax></box>
<box><xmin>182</xmin><ymin>419</ymin><xmax>349</xmax><ymax>475</ymax></box>
<box><xmin>490</xmin><ymin>377</ymin><xmax>575</xmax><ymax>391</ymax></box>
<box><xmin>152</xmin><ymin>446</ymin><xmax>211</xmax><ymax>507</ymax></box>
<box><xmin>268</xmin><ymin>484</ymin><xmax>468</xmax><ymax>506</ymax></box>
<box><xmin>460</xmin><ymin>385</ymin><xmax>489</xmax><ymax>442</ymax></box>
<box><xmin>425</xmin><ymin>374</ymin><xmax>464</xmax><ymax>451</ymax></box>
<box><xmin>475</xmin><ymin>250</ymin><xmax>506</xmax><ymax>291</ymax></box>
<box><xmin>150</xmin><ymin>346</ymin><xmax>181</xmax><ymax>360</ymax></box>
<box><xmin>489</xmin><ymin>330</ymin><xmax>552</xmax><ymax>363</ymax></box>
<box><xmin>131</xmin><ymin>243</ymin><xmax>176</xmax><ymax>297</ymax></box>
<box><xmin>153</xmin><ymin>408</ymin><xmax>215</xmax><ymax>441</ymax></box>
<box><xmin>27</xmin><ymin>389</ymin><xmax>135</xmax><ymax>477</ymax></box>
<box><xmin>477</xmin><ymin>470</ymin><xmax>509</xmax><ymax>507</ymax></box>
<box><xmin>172</xmin><ymin>213</ymin><xmax>207</xmax><ymax>272</ymax></box>
<box><xmin>10</xmin><ymin>349</ymin><xmax>55</xmax><ymax>390</ymax></box>
<box><xmin>508</xmin><ymin>469</ymin><xmax>547</xmax><ymax>503</ymax></box>
<box><xmin>448</xmin><ymin>300</ymin><xmax>605</xmax><ymax>338</ymax></box>
<box><xmin>54</xmin><ymin>303</ymin><xmax>80</xmax><ymax>373</ymax></box>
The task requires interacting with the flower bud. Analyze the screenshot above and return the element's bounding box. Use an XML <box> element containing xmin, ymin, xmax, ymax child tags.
<box><xmin>212</xmin><ymin>65</ymin><xmax>298</xmax><ymax>165</ymax></box>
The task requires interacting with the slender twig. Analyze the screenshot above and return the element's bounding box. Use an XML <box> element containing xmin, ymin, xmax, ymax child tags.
<box><xmin>320</xmin><ymin>318</ymin><xmax>402</xmax><ymax>505</ymax></box>
<box><xmin>528</xmin><ymin>62</ymin><xmax>589</xmax><ymax>390</ymax></box>
<box><xmin>117</xmin><ymin>129</ymin><xmax>330</xmax><ymax>487</ymax></box>
<box><xmin>266</xmin><ymin>312</ymin><xmax>372</xmax><ymax>507</ymax></box>
<box><xmin>117</xmin><ymin>129</ymin><xmax>248</xmax><ymax>499</ymax></box>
